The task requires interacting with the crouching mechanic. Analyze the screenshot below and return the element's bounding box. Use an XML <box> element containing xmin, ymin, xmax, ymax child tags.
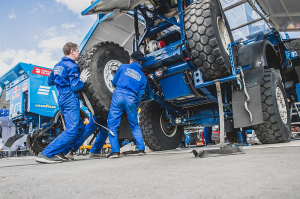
<box><xmin>64</xmin><ymin>113</ymin><xmax>108</xmax><ymax>160</ymax></box>
<box><xmin>36</xmin><ymin>42</ymin><xmax>90</xmax><ymax>163</ymax></box>
<box><xmin>106</xmin><ymin>51</ymin><xmax>147</xmax><ymax>159</ymax></box>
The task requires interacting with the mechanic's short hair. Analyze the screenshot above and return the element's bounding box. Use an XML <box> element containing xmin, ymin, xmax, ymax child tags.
<box><xmin>63</xmin><ymin>42</ymin><xmax>78</xmax><ymax>56</ymax></box>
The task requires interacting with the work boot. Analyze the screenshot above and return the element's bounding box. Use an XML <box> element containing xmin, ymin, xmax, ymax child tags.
<box><xmin>66</xmin><ymin>149</ymin><xmax>75</xmax><ymax>160</ymax></box>
<box><xmin>54</xmin><ymin>153</ymin><xmax>69</xmax><ymax>161</ymax></box>
<box><xmin>35</xmin><ymin>153</ymin><xmax>62</xmax><ymax>164</ymax></box>
<box><xmin>89</xmin><ymin>152</ymin><xmax>106</xmax><ymax>158</ymax></box>
<box><xmin>206</xmin><ymin>141</ymin><xmax>217</xmax><ymax>145</ymax></box>
<box><xmin>106</xmin><ymin>152</ymin><xmax>120</xmax><ymax>159</ymax></box>
<box><xmin>139</xmin><ymin>150</ymin><xmax>146</xmax><ymax>156</ymax></box>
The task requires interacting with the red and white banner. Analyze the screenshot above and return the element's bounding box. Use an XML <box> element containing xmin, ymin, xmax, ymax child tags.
<box><xmin>32</xmin><ymin>67</ymin><xmax>52</xmax><ymax>76</ymax></box>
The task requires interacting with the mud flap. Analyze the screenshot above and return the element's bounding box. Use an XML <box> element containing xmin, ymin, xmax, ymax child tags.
<box><xmin>4</xmin><ymin>134</ymin><xmax>26</xmax><ymax>148</ymax></box>
<box><xmin>232</xmin><ymin>85</ymin><xmax>264</xmax><ymax>128</ymax></box>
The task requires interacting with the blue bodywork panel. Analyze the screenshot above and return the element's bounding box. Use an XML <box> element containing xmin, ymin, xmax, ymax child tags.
<box><xmin>142</xmin><ymin>40</ymin><xmax>182</xmax><ymax>72</ymax></box>
<box><xmin>159</xmin><ymin>73</ymin><xmax>194</xmax><ymax>101</ymax></box>
<box><xmin>296</xmin><ymin>84</ymin><xmax>300</xmax><ymax>102</ymax></box>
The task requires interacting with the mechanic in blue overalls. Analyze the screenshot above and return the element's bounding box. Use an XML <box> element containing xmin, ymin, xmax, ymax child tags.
<box><xmin>106</xmin><ymin>51</ymin><xmax>147</xmax><ymax>159</ymax></box>
<box><xmin>65</xmin><ymin>113</ymin><xmax>108</xmax><ymax>160</ymax></box>
<box><xmin>36</xmin><ymin>42</ymin><xmax>90</xmax><ymax>163</ymax></box>
<box><xmin>204</xmin><ymin>127</ymin><xmax>215</xmax><ymax>145</ymax></box>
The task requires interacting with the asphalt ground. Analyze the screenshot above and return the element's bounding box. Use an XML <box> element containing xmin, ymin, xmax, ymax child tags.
<box><xmin>0</xmin><ymin>140</ymin><xmax>300</xmax><ymax>199</ymax></box>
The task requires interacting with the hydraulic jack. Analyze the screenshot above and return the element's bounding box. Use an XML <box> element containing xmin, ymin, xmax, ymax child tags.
<box><xmin>192</xmin><ymin>80</ymin><xmax>245</xmax><ymax>158</ymax></box>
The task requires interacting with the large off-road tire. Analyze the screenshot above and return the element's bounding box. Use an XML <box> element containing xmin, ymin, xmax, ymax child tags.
<box><xmin>78</xmin><ymin>42</ymin><xmax>130</xmax><ymax>117</ymax></box>
<box><xmin>252</xmin><ymin>69</ymin><xmax>291</xmax><ymax>143</ymax></box>
<box><xmin>26</xmin><ymin>135</ymin><xmax>48</xmax><ymax>156</ymax></box>
<box><xmin>140</xmin><ymin>101</ymin><xmax>184</xmax><ymax>150</ymax></box>
<box><xmin>27</xmin><ymin>110</ymin><xmax>88</xmax><ymax>156</ymax></box>
<box><xmin>184</xmin><ymin>0</ymin><xmax>234</xmax><ymax>81</ymax></box>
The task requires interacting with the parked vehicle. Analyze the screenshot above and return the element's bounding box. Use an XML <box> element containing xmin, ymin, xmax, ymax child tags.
<box><xmin>75</xmin><ymin>0</ymin><xmax>300</xmax><ymax>150</ymax></box>
<box><xmin>0</xmin><ymin>63</ymin><xmax>89</xmax><ymax>155</ymax></box>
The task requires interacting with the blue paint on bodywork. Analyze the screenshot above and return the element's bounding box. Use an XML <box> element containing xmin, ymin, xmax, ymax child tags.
<box><xmin>81</xmin><ymin>0</ymin><xmax>103</xmax><ymax>16</ymax></box>
<box><xmin>1</xmin><ymin>63</ymin><xmax>59</xmax><ymax>118</ymax></box>
<box><xmin>159</xmin><ymin>73</ymin><xmax>193</xmax><ymax>100</ymax></box>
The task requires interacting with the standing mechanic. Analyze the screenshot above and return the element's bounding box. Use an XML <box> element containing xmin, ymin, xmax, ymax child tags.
<box><xmin>36</xmin><ymin>42</ymin><xmax>90</xmax><ymax>163</ymax></box>
<box><xmin>204</xmin><ymin>127</ymin><xmax>216</xmax><ymax>145</ymax></box>
<box><xmin>65</xmin><ymin>113</ymin><xmax>108</xmax><ymax>160</ymax></box>
<box><xmin>106</xmin><ymin>51</ymin><xmax>147</xmax><ymax>159</ymax></box>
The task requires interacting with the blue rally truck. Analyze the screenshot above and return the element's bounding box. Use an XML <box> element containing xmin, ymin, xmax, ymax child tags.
<box><xmin>76</xmin><ymin>0</ymin><xmax>300</xmax><ymax>150</ymax></box>
<box><xmin>0</xmin><ymin>63</ymin><xmax>88</xmax><ymax>155</ymax></box>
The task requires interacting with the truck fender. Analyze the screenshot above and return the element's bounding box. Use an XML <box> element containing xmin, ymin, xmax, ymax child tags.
<box><xmin>237</xmin><ymin>39</ymin><xmax>283</xmax><ymax>88</ymax></box>
<box><xmin>232</xmin><ymin>40</ymin><xmax>282</xmax><ymax>128</ymax></box>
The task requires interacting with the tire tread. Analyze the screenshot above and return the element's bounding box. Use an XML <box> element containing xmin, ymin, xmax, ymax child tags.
<box><xmin>253</xmin><ymin>68</ymin><xmax>289</xmax><ymax>144</ymax></box>
<box><xmin>184</xmin><ymin>0</ymin><xmax>231</xmax><ymax>81</ymax></box>
<box><xmin>78</xmin><ymin>42</ymin><xmax>129</xmax><ymax>117</ymax></box>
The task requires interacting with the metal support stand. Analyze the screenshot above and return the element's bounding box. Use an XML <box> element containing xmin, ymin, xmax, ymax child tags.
<box><xmin>215</xmin><ymin>80</ymin><xmax>225</xmax><ymax>149</ymax></box>
<box><xmin>192</xmin><ymin>80</ymin><xmax>245</xmax><ymax>158</ymax></box>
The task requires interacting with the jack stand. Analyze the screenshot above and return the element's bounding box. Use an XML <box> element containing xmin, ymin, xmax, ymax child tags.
<box><xmin>235</xmin><ymin>128</ymin><xmax>249</xmax><ymax>146</ymax></box>
<box><xmin>192</xmin><ymin>80</ymin><xmax>245</xmax><ymax>158</ymax></box>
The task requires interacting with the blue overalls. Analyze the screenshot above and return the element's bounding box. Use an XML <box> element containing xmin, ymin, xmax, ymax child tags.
<box><xmin>71</xmin><ymin>113</ymin><xmax>108</xmax><ymax>154</ymax></box>
<box><xmin>107</xmin><ymin>62</ymin><xmax>147</xmax><ymax>153</ymax></box>
<box><xmin>204</xmin><ymin>127</ymin><xmax>213</xmax><ymax>143</ymax></box>
<box><xmin>42</xmin><ymin>57</ymin><xmax>85</xmax><ymax>158</ymax></box>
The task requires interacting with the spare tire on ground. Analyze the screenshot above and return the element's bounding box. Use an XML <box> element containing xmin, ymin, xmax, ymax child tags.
<box><xmin>27</xmin><ymin>110</ymin><xmax>88</xmax><ymax>156</ymax></box>
<box><xmin>184</xmin><ymin>0</ymin><xmax>234</xmax><ymax>81</ymax></box>
<box><xmin>78</xmin><ymin>42</ymin><xmax>130</xmax><ymax>117</ymax></box>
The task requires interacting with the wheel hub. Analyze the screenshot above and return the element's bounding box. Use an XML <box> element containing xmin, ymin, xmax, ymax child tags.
<box><xmin>217</xmin><ymin>16</ymin><xmax>231</xmax><ymax>55</ymax></box>
<box><xmin>160</xmin><ymin>111</ymin><xmax>177</xmax><ymax>137</ymax></box>
<box><xmin>276</xmin><ymin>87</ymin><xmax>288</xmax><ymax>124</ymax></box>
<box><xmin>104</xmin><ymin>60</ymin><xmax>122</xmax><ymax>93</ymax></box>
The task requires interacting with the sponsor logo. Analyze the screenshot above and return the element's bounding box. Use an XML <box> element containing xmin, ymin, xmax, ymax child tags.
<box><xmin>35</xmin><ymin>104</ymin><xmax>56</xmax><ymax>109</ymax></box>
<box><xmin>37</xmin><ymin>85</ymin><xmax>50</xmax><ymax>95</ymax></box>
<box><xmin>155</xmin><ymin>70</ymin><xmax>163</xmax><ymax>77</ymax></box>
<box><xmin>32</xmin><ymin>67</ymin><xmax>52</xmax><ymax>76</ymax></box>
<box><xmin>22</xmin><ymin>84</ymin><xmax>28</xmax><ymax>92</ymax></box>
<box><xmin>12</xmin><ymin>92</ymin><xmax>20</xmax><ymax>100</ymax></box>
<box><xmin>13</xmin><ymin>86</ymin><xmax>20</xmax><ymax>93</ymax></box>
<box><xmin>13</xmin><ymin>79</ymin><xmax>20</xmax><ymax>85</ymax></box>
<box><xmin>54</xmin><ymin>66</ymin><xmax>63</xmax><ymax>75</ymax></box>
<box><xmin>125</xmin><ymin>68</ymin><xmax>141</xmax><ymax>81</ymax></box>
<box><xmin>12</xmin><ymin>86</ymin><xmax>20</xmax><ymax>100</ymax></box>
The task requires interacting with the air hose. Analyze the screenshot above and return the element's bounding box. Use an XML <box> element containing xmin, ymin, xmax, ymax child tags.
<box><xmin>81</xmin><ymin>91</ymin><xmax>115</xmax><ymax>136</ymax></box>
<box><xmin>184</xmin><ymin>71</ymin><xmax>206</xmax><ymax>98</ymax></box>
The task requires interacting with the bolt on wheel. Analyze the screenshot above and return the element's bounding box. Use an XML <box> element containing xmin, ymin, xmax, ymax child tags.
<box><xmin>104</xmin><ymin>60</ymin><xmax>122</xmax><ymax>93</ymax></box>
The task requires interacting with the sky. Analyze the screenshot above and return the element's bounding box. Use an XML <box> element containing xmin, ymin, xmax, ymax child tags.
<box><xmin>1</xmin><ymin>0</ymin><xmax>300</xmax><ymax>78</ymax></box>
<box><xmin>0</xmin><ymin>0</ymin><xmax>97</xmax><ymax>77</ymax></box>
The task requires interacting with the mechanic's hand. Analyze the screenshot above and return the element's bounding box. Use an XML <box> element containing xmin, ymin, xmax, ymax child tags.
<box><xmin>80</xmin><ymin>69</ymin><xmax>90</xmax><ymax>83</ymax></box>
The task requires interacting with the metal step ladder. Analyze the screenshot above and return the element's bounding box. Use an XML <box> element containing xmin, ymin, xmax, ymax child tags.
<box><xmin>291</xmin><ymin>101</ymin><xmax>300</xmax><ymax>125</ymax></box>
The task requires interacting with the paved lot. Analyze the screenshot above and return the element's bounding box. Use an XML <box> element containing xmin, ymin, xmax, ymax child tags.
<box><xmin>0</xmin><ymin>140</ymin><xmax>300</xmax><ymax>199</ymax></box>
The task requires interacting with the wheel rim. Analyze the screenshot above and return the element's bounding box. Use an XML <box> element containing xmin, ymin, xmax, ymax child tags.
<box><xmin>160</xmin><ymin>111</ymin><xmax>177</xmax><ymax>137</ymax></box>
<box><xmin>276</xmin><ymin>87</ymin><xmax>288</xmax><ymax>124</ymax></box>
<box><xmin>104</xmin><ymin>60</ymin><xmax>122</xmax><ymax>93</ymax></box>
<box><xmin>217</xmin><ymin>16</ymin><xmax>231</xmax><ymax>55</ymax></box>
<box><xmin>37</xmin><ymin>141</ymin><xmax>48</xmax><ymax>149</ymax></box>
